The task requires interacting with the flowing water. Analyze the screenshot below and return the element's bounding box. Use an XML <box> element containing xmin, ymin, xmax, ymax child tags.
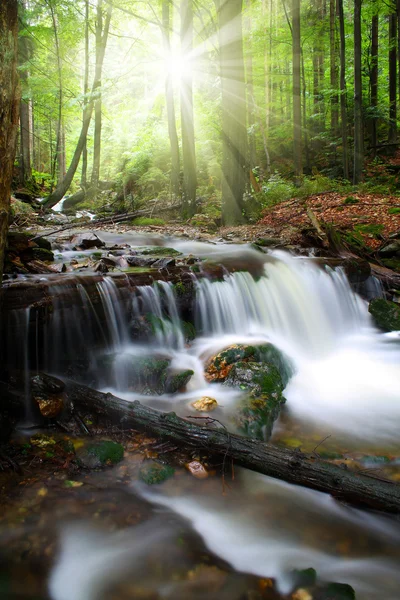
<box><xmin>2</xmin><ymin>237</ymin><xmax>400</xmax><ymax>600</ymax></box>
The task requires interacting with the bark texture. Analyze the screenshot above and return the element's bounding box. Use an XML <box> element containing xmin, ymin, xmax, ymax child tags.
<box><xmin>0</xmin><ymin>0</ymin><xmax>19</xmax><ymax>284</ymax></box>
<box><xmin>60</xmin><ymin>380</ymin><xmax>400</xmax><ymax>515</ymax></box>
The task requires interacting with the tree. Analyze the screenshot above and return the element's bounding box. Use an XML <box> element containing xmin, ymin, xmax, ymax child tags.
<box><xmin>18</xmin><ymin>1</ymin><xmax>32</xmax><ymax>185</ymax></box>
<box><xmin>81</xmin><ymin>0</ymin><xmax>90</xmax><ymax>189</ymax></box>
<box><xmin>180</xmin><ymin>0</ymin><xmax>197</xmax><ymax>217</ymax></box>
<box><xmin>370</xmin><ymin>3</ymin><xmax>378</xmax><ymax>153</ymax></box>
<box><xmin>389</xmin><ymin>2</ymin><xmax>397</xmax><ymax>143</ymax></box>
<box><xmin>353</xmin><ymin>0</ymin><xmax>363</xmax><ymax>184</ymax></box>
<box><xmin>216</xmin><ymin>0</ymin><xmax>248</xmax><ymax>225</ymax></box>
<box><xmin>162</xmin><ymin>0</ymin><xmax>180</xmax><ymax>198</ymax></box>
<box><xmin>91</xmin><ymin>0</ymin><xmax>106</xmax><ymax>188</ymax></box>
<box><xmin>42</xmin><ymin>1</ymin><xmax>112</xmax><ymax>209</ymax></box>
<box><xmin>292</xmin><ymin>0</ymin><xmax>302</xmax><ymax>177</ymax></box>
<box><xmin>338</xmin><ymin>0</ymin><xmax>349</xmax><ymax>178</ymax></box>
<box><xmin>0</xmin><ymin>0</ymin><xmax>19</xmax><ymax>283</ymax></box>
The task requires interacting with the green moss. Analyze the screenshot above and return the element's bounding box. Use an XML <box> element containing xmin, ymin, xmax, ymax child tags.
<box><xmin>381</xmin><ymin>258</ymin><xmax>400</xmax><ymax>271</ymax></box>
<box><xmin>139</xmin><ymin>246</ymin><xmax>182</xmax><ymax>256</ymax></box>
<box><xmin>165</xmin><ymin>369</ymin><xmax>194</xmax><ymax>393</ymax></box>
<box><xmin>139</xmin><ymin>461</ymin><xmax>175</xmax><ymax>485</ymax></box>
<box><xmin>322</xmin><ymin>583</ymin><xmax>355</xmax><ymax>600</ymax></box>
<box><xmin>291</xmin><ymin>567</ymin><xmax>317</xmax><ymax>588</ymax></box>
<box><xmin>79</xmin><ymin>440</ymin><xmax>124</xmax><ymax>468</ymax></box>
<box><xmin>91</xmin><ymin>251</ymin><xmax>103</xmax><ymax>259</ymax></box>
<box><xmin>31</xmin><ymin>247</ymin><xmax>54</xmax><ymax>262</ymax></box>
<box><xmin>369</xmin><ymin>298</ymin><xmax>400</xmax><ymax>331</ymax></box>
<box><xmin>174</xmin><ymin>281</ymin><xmax>187</xmax><ymax>296</ymax></box>
<box><xmin>131</xmin><ymin>217</ymin><xmax>165</xmax><ymax>226</ymax></box>
<box><xmin>354</xmin><ymin>223</ymin><xmax>384</xmax><ymax>236</ymax></box>
<box><xmin>182</xmin><ymin>320</ymin><xmax>196</xmax><ymax>342</ymax></box>
<box><xmin>388</xmin><ymin>207</ymin><xmax>400</xmax><ymax>215</ymax></box>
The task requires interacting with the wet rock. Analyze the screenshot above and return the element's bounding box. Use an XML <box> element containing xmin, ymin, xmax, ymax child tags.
<box><xmin>206</xmin><ymin>343</ymin><xmax>291</xmax><ymax>386</ymax></box>
<box><xmin>126</xmin><ymin>255</ymin><xmax>157</xmax><ymax>267</ymax></box>
<box><xmin>254</xmin><ymin>237</ymin><xmax>282</xmax><ymax>247</ymax></box>
<box><xmin>139</xmin><ymin>461</ymin><xmax>175</xmax><ymax>484</ymax></box>
<box><xmin>48</xmin><ymin>262</ymin><xmax>67</xmax><ymax>273</ymax></box>
<box><xmin>77</xmin><ymin>440</ymin><xmax>124</xmax><ymax>468</ymax></box>
<box><xmin>25</xmin><ymin>260</ymin><xmax>55</xmax><ymax>273</ymax></box>
<box><xmin>192</xmin><ymin>396</ymin><xmax>218</xmax><ymax>412</ymax></box>
<box><xmin>152</xmin><ymin>257</ymin><xmax>176</xmax><ymax>269</ymax></box>
<box><xmin>165</xmin><ymin>369</ymin><xmax>194</xmax><ymax>394</ymax></box>
<box><xmin>130</xmin><ymin>316</ymin><xmax>154</xmax><ymax>341</ymax></box>
<box><xmin>342</xmin><ymin>257</ymin><xmax>371</xmax><ymax>284</ymax></box>
<box><xmin>70</xmin><ymin>232</ymin><xmax>105</xmax><ymax>250</ymax></box>
<box><xmin>185</xmin><ymin>460</ymin><xmax>209</xmax><ymax>479</ymax></box>
<box><xmin>31</xmin><ymin>373</ymin><xmax>65</xmax><ymax>394</ymax></box>
<box><xmin>369</xmin><ymin>298</ymin><xmax>400</xmax><ymax>331</ymax></box>
<box><xmin>35</xmin><ymin>395</ymin><xmax>64</xmax><ymax>418</ymax></box>
<box><xmin>225</xmin><ymin>362</ymin><xmax>285</xmax><ymax>440</ymax></box>
<box><xmin>378</xmin><ymin>239</ymin><xmax>400</xmax><ymax>258</ymax></box>
<box><xmin>132</xmin><ymin>246</ymin><xmax>182</xmax><ymax>257</ymax></box>
<box><xmin>93</xmin><ymin>259</ymin><xmax>109</xmax><ymax>273</ymax></box>
<box><xmin>30</xmin><ymin>247</ymin><xmax>54</xmax><ymax>262</ymax></box>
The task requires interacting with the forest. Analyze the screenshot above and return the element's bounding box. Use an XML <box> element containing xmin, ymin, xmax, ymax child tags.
<box><xmin>3</xmin><ymin>1</ymin><xmax>400</xmax><ymax>600</ymax></box>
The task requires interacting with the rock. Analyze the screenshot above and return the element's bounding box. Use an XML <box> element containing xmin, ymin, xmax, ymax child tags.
<box><xmin>35</xmin><ymin>395</ymin><xmax>64</xmax><ymax>418</ymax></box>
<box><xmin>70</xmin><ymin>232</ymin><xmax>105</xmax><ymax>250</ymax></box>
<box><xmin>254</xmin><ymin>237</ymin><xmax>281</xmax><ymax>247</ymax></box>
<box><xmin>164</xmin><ymin>369</ymin><xmax>194</xmax><ymax>394</ymax></box>
<box><xmin>185</xmin><ymin>460</ymin><xmax>209</xmax><ymax>479</ymax></box>
<box><xmin>93</xmin><ymin>259</ymin><xmax>109</xmax><ymax>273</ymax></box>
<box><xmin>30</xmin><ymin>247</ymin><xmax>54</xmax><ymax>262</ymax></box>
<box><xmin>139</xmin><ymin>461</ymin><xmax>175</xmax><ymax>484</ymax></box>
<box><xmin>152</xmin><ymin>257</ymin><xmax>176</xmax><ymax>269</ymax></box>
<box><xmin>133</xmin><ymin>246</ymin><xmax>182</xmax><ymax>257</ymax></box>
<box><xmin>77</xmin><ymin>440</ymin><xmax>124</xmax><ymax>468</ymax></box>
<box><xmin>206</xmin><ymin>343</ymin><xmax>291</xmax><ymax>386</ymax></box>
<box><xmin>126</xmin><ymin>255</ymin><xmax>157</xmax><ymax>267</ymax></box>
<box><xmin>25</xmin><ymin>260</ymin><xmax>55</xmax><ymax>273</ymax></box>
<box><xmin>48</xmin><ymin>262</ymin><xmax>67</xmax><ymax>273</ymax></box>
<box><xmin>342</xmin><ymin>257</ymin><xmax>371</xmax><ymax>284</ymax></box>
<box><xmin>378</xmin><ymin>239</ymin><xmax>400</xmax><ymax>258</ymax></box>
<box><xmin>369</xmin><ymin>298</ymin><xmax>400</xmax><ymax>331</ymax></box>
<box><xmin>225</xmin><ymin>361</ymin><xmax>285</xmax><ymax>440</ymax></box>
<box><xmin>31</xmin><ymin>373</ymin><xmax>65</xmax><ymax>394</ymax></box>
<box><xmin>14</xmin><ymin>191</ymin><xmax>36</xmax><ymax>204</ymax></box>
<box><xmin>34</xmin><ymin>236</ymin><xmax>52</xmax><ymax>251</ymax></box>
<box><xmin>192</xmin><ymin>396</ymin><xmax>218</xmax><ymax>412</ymax></box>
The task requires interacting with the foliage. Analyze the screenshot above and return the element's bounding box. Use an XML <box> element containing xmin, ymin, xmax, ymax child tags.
<box><xmin>131</xmin><ymin>217</ymin><xmax>165</xmax><ymax>226</ymax></box>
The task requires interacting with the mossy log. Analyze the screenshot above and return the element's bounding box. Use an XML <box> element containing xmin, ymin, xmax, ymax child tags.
<box><xmin>62</xmin><ymin>379</ymin><xmax>400</xmax><ymax>515</ymax></box>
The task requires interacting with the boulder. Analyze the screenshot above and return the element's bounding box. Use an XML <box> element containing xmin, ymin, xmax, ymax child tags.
<box><xmin>70</xmin><ymin>232</ymin><xmax>105</xmax><ymax>250</ymax></box>
<box><xmin>369</xmin><ymin>298</ymin><xmax>400</xmax><ymax>331</ymax></box>
<box><xmin>225</xmin><ymin>361</ymin><xmax>286</xmax><ymax>441</ymax></box>
<box><xmin>205</xmin><ymin>343</ymin><xmax>291</xmax><ymax>385</ymax></box>
<box><xmin>378</xmin><ymin>239</ymin><xmax>400</xmax><ymax>258</ymax></box>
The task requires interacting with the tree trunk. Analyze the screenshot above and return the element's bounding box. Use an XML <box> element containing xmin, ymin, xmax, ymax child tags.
<box><xmin>330</xmin><ymin>0</ymin><xmax>339</xmax><ymax>135</ymax></box>
<box><xmin>338</xmin><ymin>0</ymin><xmax>349</xmax><ymax>178</ymax></box>
<box><xmin>58</xmin><ymin>120</ymin><xmax>66</xmax><ymax>182</ymax></box>
<box><xmin>47</xmin><ymin>0</ymin><xmax>63</xmax><ymax>185</ymax></box>
<box><xmin>42</xmin><ymin>2</ymin><xmax>112</xmax><ymax>209</ymax></box>
<box><xmin>353</xmin><ymin>0</ymin><xmax>363</xmax><ymax>184</ymax></box>
<box><xmin>370</xmin><ymin>9</ymin><xmax>378</xmax><ymax>153</ymax></box>
<box><xmin>81</xmin><ymin>0</ymin><xmax>90</xmax><ymax>189</ymax></box>
<box><xmin>0</xmin><ymin>0</ymin><xmax>19</xmax><ymax>284</ymax></box>
<box><xmin>162</xmin><ymin>0</ymin><xmax>180</xmax><ymax>198</ymax></box>
<box><xmin>245</xmin><ymin>0</ymin><xmax>256</xmax><ymax>171</ymax></box>
<box><xmin>389</xmin><ymin>7</ymin><xmax>397</xmax><ymax>143</ymax></box>
<box><xmin>180</xmin><ymin>0</ymin><xmax>197</xmax><ymax>218</ymax></box>
<box><xmin>18</xmin><ymin>4</ymin><xmax>31</xmax><ymax>185</ymax></box>
<box><xmin>217</xmin><ymin>0</ymin><xmax>248</xmax><ymax>225</ymax></box>
<box><xmin>292</xmin><ymin>0</ymin><xmax>302</xmax><ymax>177</ymax></box>
<box><xmin>91</xmin><ymin>0</ymin><xmax>104</xmax><ymax>188</ymax></box>
<box><xmin>57</xmin><ymin>380</ymin><xmax>400</xmax><ymax>515</ymax></box>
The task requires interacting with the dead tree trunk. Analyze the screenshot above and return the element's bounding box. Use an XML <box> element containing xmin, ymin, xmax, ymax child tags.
<box><xmin>61</xmin><ymin>380</ymin><xmax>400</xmax><ymax>515</ymax></box>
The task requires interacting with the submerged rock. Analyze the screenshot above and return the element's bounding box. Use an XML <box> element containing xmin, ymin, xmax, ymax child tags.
<box><xmin>77</xmin><ymin>440</ymin><xmax>124</xmax><ymax>468</ymax></box>
<box><xmin>369</xmin><ymin>298</ymin><xmax>400</xmax><ymax>331</ymax></box>
<box><xmin>139</xmin><ymin>461</ymin><xmax>175</xmax><ymax>484</ymax></box>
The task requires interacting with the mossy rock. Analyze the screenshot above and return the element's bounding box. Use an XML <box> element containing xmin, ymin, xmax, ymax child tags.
<box><xmin>35</xmin><ymin>236</ymin><xmax>52</xmax><ymax>251</ymax></box>
<box><xmin>138</xmin><ymin>246</ymin><xmax>182</xmax><ymax>257</ymax></box>
<box><xmin>254</xmin><ymin>237</ymin><xmax>281</xmax><ymax>247</ymax></box>
<box><xmin>227</xmin><ymin>361</ymin><xmax>286</xmax><ymax>440</ymax></box>
<box><xmin>182</xmin><ymin>320</ymin><xmax>196</xmax><ymax>342</ymax></box>
<box><xmin>342</xmin><ymin>196</ymin><xmax>359</xmax><ymax>205</ymax></box>
<box><xmin>381</xmin><ymin>257</ymin><xmax>400</xmax><ymax>271</ymax></box>
<box><xmin>30</xmin><ymin>247</ymin><xmax>54</xmax><ymax>262</ymax></box>
<box><xmin>165</xmin><ymin>369</ymin><xmax>194</xmax><ymax>394</ymax></box>
<box><xmin>139</xmin><ymin>461</ymin><xmax>175</xmax><ymax>484</ymax></box>
<box><xmin>318</xmin><ymin>582</ymin><xmax>355</xmax><ymax>600</ymax></box>
<box><xmin>369</xmin><ymin>298</ymin><xmax>400</xmax><ymax>331</ymax></box>
<box><xmin>78</xmin><ymin>440</ymin><xmax>124</xmax><ymax>468</ymax></box>
<box><xmin>206</xmin><ymin>343</ymin><xmax>292</xmax><ymax>385</ymax></box>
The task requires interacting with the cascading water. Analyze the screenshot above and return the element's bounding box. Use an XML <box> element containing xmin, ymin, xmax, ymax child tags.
<box><xmin>3</xmin><ymin>242</ymin><xmax>400</xmax><ymax>600</ymax></box>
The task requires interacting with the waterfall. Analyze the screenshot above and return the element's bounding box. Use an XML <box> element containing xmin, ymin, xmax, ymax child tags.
<box><xmin>196</xmin><ymin>252</ymin><xmax>369</xmax><ymax>357</ymax></box>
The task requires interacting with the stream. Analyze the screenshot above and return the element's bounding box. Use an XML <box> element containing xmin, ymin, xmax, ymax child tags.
<box><xmin>2</xmin><ymin>230</ymin><xmax>400</xmax><ymax>599</ymax></box>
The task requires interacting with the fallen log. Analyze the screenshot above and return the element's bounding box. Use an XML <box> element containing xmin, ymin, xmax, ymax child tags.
<box><xmin>64</xmin><ymin>379</ymin><xmax>400</xmax><ymax>515</ymax></box>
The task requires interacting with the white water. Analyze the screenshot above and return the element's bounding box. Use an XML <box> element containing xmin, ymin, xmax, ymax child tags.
<box><xmin>7</xmin><ymin>246</ymin><xmax>400</xmax><ymax>599</ymax></box>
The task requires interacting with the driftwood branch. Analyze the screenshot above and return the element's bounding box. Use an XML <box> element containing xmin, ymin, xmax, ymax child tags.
<box><xmin>64</xmin><ymin>380</ymin><xmax>400</xmax><ymax>515</ymax></box>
